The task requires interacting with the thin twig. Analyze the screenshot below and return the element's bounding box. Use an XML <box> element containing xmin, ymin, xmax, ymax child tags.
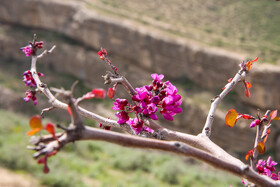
<box><xmin>37</xmin><ymin>45</ymin><xmax>56</xmax><ymax>59</ymax></box>
<box><xmin>202</xmin><ymin>69</ymin><xmax>246</xmax><ymax>137</ymax></box>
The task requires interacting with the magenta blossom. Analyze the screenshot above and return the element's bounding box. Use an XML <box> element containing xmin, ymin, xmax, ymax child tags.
<box><xmin>256</xmin><ymin>157</ymin><xmax>279</xmax><ymax>180</ymax></box>
<box><xmin>24</xmin><ymin>90</ymin><xmax>37</xmax><ymax>105</ymax></box>
<box><xmin>151</xmin><ymin>73</ymin><xmax>164</xmax><ymax>82</ymax></box>
<box><xmin>20</xmin><ymin>44</ymin><xmax>33</xmax><ymax>56</ymax></box>
<box><xmin>113</xmin><ymin>73</ymin><xmax>182</xmax><ymax>134</ymax></box>
<box><xmin>20</xmin><ymin>41</ymin><xmax>43</xmax><ymax>57</ymax></box>
<box><xmin>266</xmin><ymin>156</ymin><xmax>277</xmax><ymax>172</ymax></box>
<box><xmin>115</xmin><ymin>111</ymin><xmax>129</xmax><ymax>124</ymax></box>
<box><xmin>112</xmin><ymin>99</ymin><xmax>129</xmax><ymax>111</ymax></box>
<box><xmin>128</xmin><ymin>118</ymin><xmax>143</xmax><ymax>134</ymax></box>
<box><xmin>23</xmin><ymin>70</ymin><xmax>44</xmax><ymax>88</ymax></box>
<box><xmin>143</xmin><ymin>126</ymin><xmax>154</xmax><ymax>134</ymax></box>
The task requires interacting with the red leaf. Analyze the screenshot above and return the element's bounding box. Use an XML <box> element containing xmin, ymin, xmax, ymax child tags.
<box><xmin>245</xmin><ymin>150</ymin><xmax>254</xmax><ymax>161</ymax></box>
<box><xmin>67</xmin><ymin>106</ymin><xmax>72</xmax><ymax>116</ymax></box>
<box><xmin>81</xmin><ymin>89</ymin><xmax>106</xmax><ymax>100</ymax></box>
<box><xmin>37</xmin><ymin>156</ymin><xmax>46</xmax><ymax>164</ymax></box>
<box><xmin>91</xmin><ymin>89</ymin><xmax>106</xmax><ymax>99</ymax></box>
<box><xmin>225</xmin><ymin>109</ymin><xmax>238</xmax><ymax>127</ymax></box>
<box><xmin>43</xmin><ymin>163</ymin><xmax>50</xmax><ymax>174</ymax></box>
<box><xmin>107</xmin><ymin>88</ymin><xmax>115</xmax><ymax>99</ymax></box>
<box><xmin>256</xmin><ymin>142</ymin><xmax>265</xmax><ymax>154</ymax></box>
<box><xmin>251</xmin><ymin>57</ymin><xmax>259</xmax><ymax>63</ymax></box>
<box><xmin>45</xmin><ymin>123</ymin><xmax>55</xmax><ymax>136</ymax></box>
<box><xmin>241</xmin><ymin>114</ymin><xmax>254</xmax><ymax>120</ymax></box>
<box><xmin>244</xmin><ymin>88</ymin><xmax>251</xmax><ymax>98</ymax></box>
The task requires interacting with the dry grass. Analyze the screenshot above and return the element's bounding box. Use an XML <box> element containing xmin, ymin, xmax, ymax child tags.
<box><xmin>86</xmin><ymin>0</ymin><xmax>280</xmax><ymax>63</ymax></box>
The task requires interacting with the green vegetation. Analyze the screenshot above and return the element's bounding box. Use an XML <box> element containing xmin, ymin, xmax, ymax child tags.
<box><xmin>0</xmin><ymin>109</ymin><xmax>242</xmax><ymax>186</ymax></box>
<box><xmin>87</xmin><ymin>0</ymin><xmax>280</xmax><ymax>63</ymax></box>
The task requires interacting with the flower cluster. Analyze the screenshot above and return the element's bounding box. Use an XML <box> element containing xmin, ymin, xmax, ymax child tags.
<box><xmin>112</xmin><ymin>73</ymin><xmax>182</xmax><ymax>134</ymax></box>
<box><xmin>23</xmin><ymin>70</ymin><xmax>44</xmax><ymax>88</ymax></box>
<box><xmin>22</xmin><ymin>70</ymin><xmax>44</xmax><ymax>105</ymax></box>
<box><xmin>21</xmin><ymin>40</ymin><xmax>44</xmax><ymax>105</ymax></box>
<box><xmin>256</xmin><ymin>157</ymin><xmax>279</xmax><ymax>180</ymax></box>
<box><xmin>20</xmin><ymin>41</ymin><xmax>44</xmax><ymax>57</ymax></box>
<box><xmin>24</xmin><ymin>90</ymin><xmax>38</xmax><ymax>105</ymax></box>
<box><xmin>20</xmin><ymin>44</ymin><xmax>33</xmax><ymax>57</ymax></box>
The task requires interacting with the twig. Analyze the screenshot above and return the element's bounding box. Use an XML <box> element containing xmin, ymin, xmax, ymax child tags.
<box><xmin>37</xmin><ymin>45</ymin><xmax>56</xmax><ymax>59</ymax></box>
<box><xmin>251</xmin><ymin>110</ymin><xmax>271</xmax><ymax>171</ymax></box>
<box><xmin>202</xmin><ymin>69</ymin><xmax>247</xmax><ymax>137</ymax></box>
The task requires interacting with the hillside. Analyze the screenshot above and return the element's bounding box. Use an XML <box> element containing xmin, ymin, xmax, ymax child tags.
<box><xmin>85</xmin><ymin>0</ymin><xmax>280</xmax><ymax>64</ymax></box>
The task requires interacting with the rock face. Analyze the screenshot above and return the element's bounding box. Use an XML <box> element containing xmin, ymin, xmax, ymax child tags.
<box><xmin>0</xmin><ymin>0</ymin><xmax>279</xmax><ymax>153</ymax></box>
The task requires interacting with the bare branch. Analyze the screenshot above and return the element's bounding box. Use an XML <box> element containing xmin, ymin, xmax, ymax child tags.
<box><xmin>37</xmin><ymin>45</ymin><xmax>56</xmax><ymax>59</ymax></box>
<box><xmin>41</xmin><ymin>106</ymin><xmax>55</xmax><ymax>118</ymax></box>
<box><xmin>202</xmin><ymin>69</ymin><xmax>246</xmax><ymax>137</ymax></box>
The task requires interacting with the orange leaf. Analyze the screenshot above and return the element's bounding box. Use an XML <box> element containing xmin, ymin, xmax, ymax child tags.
<box><xmin>225</xmin><ymin>109</ymin><xmax>238</xmax><ymax>127</ymax></box>
<box><xmin>256</xmin><ymin>142</ymin><xmax>265</xmax><ymax>154</ymax></box>
<box><xmin>27</xmin><ymin>116</ymin><xmax>43</xmax><ymax>136</ymax></box>
<box><xmin>246</xmin><ymin>61</ymin><xmax>253</xmax><ymax>71</ymax></box>
<box><xmin>270</xmin><ymin>110</ymin><xmax>278</xmax><ymax>120</ymax></box>
<box><xmin>273</xmin><ymin>116</ymin><xmax>280</xmax><ymax>120</ymax></box>
<box><xmin>245</xmin><ymin>150</ymin><xmax>254</xmax><ymax>161</ymax></box>
<box><xmin>27</xmin><ymin>128</ymin><xmax>42</xmax><ymax>136</ymax></box>
<box><xmin>263</xmin><ymin>135</ymin><xmax>268</xmax><ymax>144</ymax></box>
<box><xmin>245</xmin><ymin>82</ymin><xmax>252</xmax><ymax>88</ymax></box>
<box><xmin>263</xmin><ymin>128</ymin><xmax>271</xmax><ymax>143</ymax></box>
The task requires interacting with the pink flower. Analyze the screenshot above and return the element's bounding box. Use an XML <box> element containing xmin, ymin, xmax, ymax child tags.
<box><xmin>24</xmin><ymin>90</ymin><xmax>37</xmax><ymax>105</ymax></box>
<box><xmin>20</xmin><ymin>44</ymin><xmax>33</xmax><ymax>56</ymax></box>
<box><xmin>112</xmin><ymin>99</ymin><xmax>129</xmax><ymax>111</ymax></box>
<box><xmin>266</xmin><ymin>156</ymin><xmax>277</xmax><ymax>172</ymax></box>
<box><xmin>115</xmin><ymin>111</ymin><xmax>129</xmax><ymax>124</ymax></box>
<box><xmin>128</xmin><ymin>118</ymin><xmax>143</xmax><ymax>134</ymax></box>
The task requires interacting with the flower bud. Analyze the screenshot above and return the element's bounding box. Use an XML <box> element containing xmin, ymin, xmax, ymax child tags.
<box><xmin>250</xmin><ymin>119</ymin><xmax>260</xmax><ymax>128</ymax></box>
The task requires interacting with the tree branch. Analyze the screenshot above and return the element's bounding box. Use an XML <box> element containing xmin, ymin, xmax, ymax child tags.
<box><xmin>202</xmin><ymin>69</ymin><xmax>246</xmax><ymax>137</ymax></box>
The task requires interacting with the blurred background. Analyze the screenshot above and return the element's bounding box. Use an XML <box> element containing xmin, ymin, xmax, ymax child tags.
<box><xmin>0</xmin><ymin>0</ymin><xmax>279</xmax><ymax>186</ymax></box>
